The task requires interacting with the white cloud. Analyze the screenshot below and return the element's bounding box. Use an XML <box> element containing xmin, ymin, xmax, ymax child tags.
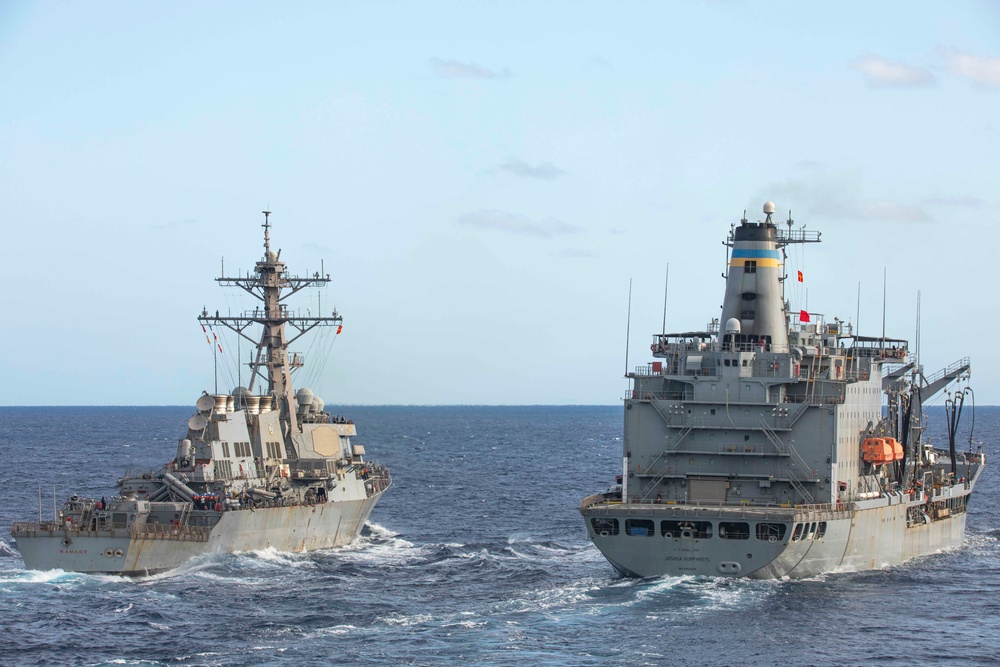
<box><xmin>857</xmin><ymin>201</ymin><xmax>932</xmax><ymax>223</ymax></box>
<box><xmin>944</xmin><ymin>50</ymin><xmax>1000</xmax><ymax>88</ymax></box>
<box><xmin>555</xmin><ymin>248</ymin><xmax>597</xmax><ymax>258</ymax></box>
<box><xmin>152</xmin><ymin>217</ymin><xmax>198</xmax><ymax>229</ymax></box>
<box><xmin>792</xmin><ymin>159</ymin><xmax>824</xmax><ymax>171</ymax></box>
<box><xmin>921</xmin><ymin>195</ymin><xmax>985</xmax><ymax>208</ymax></box>
<box><xmin>586</xmin><ymin>55</ymin><xmax>612</xmax><ymax>70</ymax></box>
<box><xmin>304</xmin><ymin>241</ymin><xmax>334</xmax><ymax>253</ymax></box>
<box><xmin>852</xmin><ymin>54</ymin><xmax>933</xmax><ymax>87</ymax></box>
<box><xmin>430</xmin><ymin>58</ymin><xmax>510</xmax><ymax>79</ymax></box>
<box><xmin>458</xmin><ymin>210</ymin><xmax>583</xmax><ymax>238</ymax></box>
<box><xmin>764</xmin><ymin>174</ymin><xmax>934</xmax><ymax>224</ymax></box>
<box><xmin>495</xmin><ymin>158</ymin><xmax>567</xmax><ymax>180</ymax></box>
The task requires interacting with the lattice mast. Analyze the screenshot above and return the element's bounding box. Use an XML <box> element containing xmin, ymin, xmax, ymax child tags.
<box><xmin>197</xmin><ymin>211</ymin><xmax>342</xmax><ymax>436</ymax></box>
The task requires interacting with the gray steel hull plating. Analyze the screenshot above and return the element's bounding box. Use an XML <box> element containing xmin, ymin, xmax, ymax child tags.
<box><xmin>582</xmin><ymin>491</ymin><xmax>972</xmax><ymax>579</ymax></box>
<box><xmin>15</xmin><ymin>493</ymin><xmax>383</xmax><ymax>575</ymax></box>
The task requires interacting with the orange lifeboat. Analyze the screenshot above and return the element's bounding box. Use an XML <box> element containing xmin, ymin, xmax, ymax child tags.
<box><xmin>885</xmin><ymin>437</ymin><xmax>904</xmax><ymax>461</ymax></box>
<box><xmin>862</xmin><ymin>437</ymin><xmax>894</xmax><ymax>464</ymax></box>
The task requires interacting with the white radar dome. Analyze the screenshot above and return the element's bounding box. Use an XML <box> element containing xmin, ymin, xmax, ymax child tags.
<box><xmin>763</xmin><ymin>201</ymin><xmax>776</xmax><ymax>215</ymax></box>
<box><xmin>725</xmin><ymin>318</ymin><xmax>742</xmax><ymax>334</ymax></box>
<box><xmin>296</xmin><ymin>387</ymin><xmax>314</xmax><ymax>414</ymax></box>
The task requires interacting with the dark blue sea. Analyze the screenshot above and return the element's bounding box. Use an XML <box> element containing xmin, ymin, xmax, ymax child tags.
<box><xmin>0</xmin><ymin>405</ymin><xmax>997</xmax><ymax>667</ymax></box>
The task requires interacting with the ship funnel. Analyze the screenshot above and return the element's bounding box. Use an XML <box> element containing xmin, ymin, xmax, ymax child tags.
<box><xmin>719</xmin><ymin>205</ymin><xmax>788</xmax><ymax>352</ymax></box>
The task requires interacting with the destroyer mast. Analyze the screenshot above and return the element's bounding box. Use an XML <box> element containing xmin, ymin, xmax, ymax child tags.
<box><xmin>198</xmin><ymin>210</ymin><xmax>342</xmax><ymax>447</ymax></box>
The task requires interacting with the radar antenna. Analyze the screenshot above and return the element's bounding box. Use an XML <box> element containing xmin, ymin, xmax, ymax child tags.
<box><xmin>262</xmin><ymin>210</ymin><xmax>272</xmax><ymax>254</ymax></box>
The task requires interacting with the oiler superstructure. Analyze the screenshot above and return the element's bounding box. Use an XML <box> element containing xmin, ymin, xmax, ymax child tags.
<box><xmin>580</xmin><ymin>202</ymin><xmax>983</xmax><ymax>578</ymax></box>
<box><xmin>12</xmin><ymin>212</ymin><xmax>390</xmax><ymax>575</ymax></box>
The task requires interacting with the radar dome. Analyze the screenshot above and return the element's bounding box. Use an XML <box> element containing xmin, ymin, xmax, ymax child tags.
<box><xmin>231</xmin><ymin>386</ymin><xmax>251</xmax><ymax>409</ymax></box>
<box><xmin>763</xmin><ymin>201</ymin><xmax>776</xmax><ymax>215</ymax></box>
<box><xmin>725</xmin><ymin>317</ymin><xmax>742</xmax><ymax>334</ymax></box>
<box><xmin>296</xmin><ymin>387</ymin><xmax>314</xmax><ymax>413</ymax></box>
<box><xmin>311</xmin><ymin>397</ymin><xmax>325</xmax><ymax>413</ymax></box>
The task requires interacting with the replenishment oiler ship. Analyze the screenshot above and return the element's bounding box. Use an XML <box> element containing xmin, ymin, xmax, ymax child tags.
<box><xmin>12</xmin><ymin>212</ymin><xmax>390</xmax><ymax>575</ymax></box>
<box><xmin>580</xmin><ymin>202</ymin><xmax>983</xmax><ymax>578</ymax></box>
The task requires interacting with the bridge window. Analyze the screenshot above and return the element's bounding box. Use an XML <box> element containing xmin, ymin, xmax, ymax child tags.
<box><xmin>755</xmin><ymin>523</ymin><xmax>787</xmax><ymax>541</ymax></box>
<box><xmin>626</xmin><ymin>519</ymin><xmax>655</xmax><ymax>537</ymax></box>
<box><xmin>661</xmin><ymin>520</ymin><xmax>712</xmax><ymax>539</ymax></box>
<box><xmin>718</xmin><ymin>521</ymin><xmax>750</xmax><ymax>540</ymax></box>
<box><xmin>591</xmin><ymin>518</ymin><xmax>619</xmax><ymax>536</ymax></box>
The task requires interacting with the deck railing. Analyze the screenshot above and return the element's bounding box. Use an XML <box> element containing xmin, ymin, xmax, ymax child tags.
<box><xmin>11</xmin><ymin>521</ymin><xmax>212</xmax><ymax>542</ymax></box>
<box><xmin>581</xmin><ymin>496</ymin><xmax>856</xmax><ymax>519</ymax></box>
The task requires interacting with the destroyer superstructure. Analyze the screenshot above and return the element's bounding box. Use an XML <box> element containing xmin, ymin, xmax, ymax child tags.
<box><xmin>12</xmin><ymin>212</ymin><xmax>390</xmax><ymax>574</ymax></box>
<box><xmin>580</xmin><ymin>202</ymin><xmax>983</xmax><ymax>578</ymax></box>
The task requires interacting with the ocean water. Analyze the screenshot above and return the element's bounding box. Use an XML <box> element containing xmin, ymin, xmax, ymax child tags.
<box><xmin>0</xmin><ymin>405</ymin><xmax>997</xmax><ymax>667</ymax></box>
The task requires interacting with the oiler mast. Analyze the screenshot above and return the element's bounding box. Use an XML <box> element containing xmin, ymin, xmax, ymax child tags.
<box><xmin>198</xmin><ymin>211</ymin><xmax>342</xmax><ymax>443</ymax></box>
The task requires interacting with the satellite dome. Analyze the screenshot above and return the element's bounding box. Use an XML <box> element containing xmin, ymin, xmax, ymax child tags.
<box><xmin>763</xmin><ymin>201</ymin><xmax>776</xmax><ymax>215</ymax></box>
<box><xmin>725</xmin><ymin>318</ymin><xmax>742</xmax><ymax>334</ymax></box>
<box><xmin>296</xmin><ymin>387</ymin><xmax>314</xmax><ymax>413</ymax></box>
<box><xmin>231</xmin><ymin>386</ymin><xmax>251</xmax><ymax>409</ymax></box>
<box><xmin>311</xmin><ymin>397</ymin><xmax>325</xmax><ymax>413</ymax></box>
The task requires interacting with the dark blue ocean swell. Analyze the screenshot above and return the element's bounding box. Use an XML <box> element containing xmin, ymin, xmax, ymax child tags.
<box><xmin>0</xmin><ymin>406</ymin><xmax>997</xmax><ymax>667</ymax></box>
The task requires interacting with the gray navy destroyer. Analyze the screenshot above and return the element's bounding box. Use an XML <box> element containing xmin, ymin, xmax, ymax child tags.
<box><xmin>12</xmin><ymin>212</ymin><xmax>390</xmax><ymax>574</ymax></box>
<box><xmin>580</xmin><ymin>202</ymin><xmax>984</xmax><ymax>578</ymax></box>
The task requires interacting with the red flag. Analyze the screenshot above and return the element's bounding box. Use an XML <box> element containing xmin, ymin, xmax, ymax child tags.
<box><xmin>201</xmin><ymin>324</ymin><xmax>207</xmax><ymax>333</ymax></box>
<box><xmin>799</xmin><ymin>310</ymin><xmax>811</xmax><ymax>323</ymax></box>
<box><xmin>797</xmin><ymin>270</ymin><xmax>803</xmax><ymax>282</ymax></box>
<box><xmin>336</xmin><ymin>325</ymin><xmax>343</xmax><ymax>335</ymax></box>
<box><xmin>217</xmin><ymin>344</ymin><xmax>223</xmax><ymax>353</ymax></box>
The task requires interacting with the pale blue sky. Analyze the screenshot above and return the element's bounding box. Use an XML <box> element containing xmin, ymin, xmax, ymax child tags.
<box><xmin>2</xmin><ymin>1</ymin><xmax>998</xmax><ymax>405</ymax></box>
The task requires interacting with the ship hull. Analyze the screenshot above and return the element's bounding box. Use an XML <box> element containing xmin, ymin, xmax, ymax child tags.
<box><xmin>14</xmin><ymin>493</ymin><xmax>384</xmax><ymax>575</ymax></box>
<box><xmin>580</xmin><ymin>482</ymin><xmax>975</xmax><ymax>579</ymax></box>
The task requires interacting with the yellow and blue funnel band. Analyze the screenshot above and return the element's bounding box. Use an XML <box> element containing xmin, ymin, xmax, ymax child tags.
<box><xmin>730</xmin><ymin>248</ymin><xmax>781</xmax><ymax>268</ymax></box>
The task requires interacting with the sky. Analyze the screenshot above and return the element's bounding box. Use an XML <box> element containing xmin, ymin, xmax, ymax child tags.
<box><xmin>1</xmin><ymin>1</ymin><xmax>998</xmax><ymax>406</ymax></box>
